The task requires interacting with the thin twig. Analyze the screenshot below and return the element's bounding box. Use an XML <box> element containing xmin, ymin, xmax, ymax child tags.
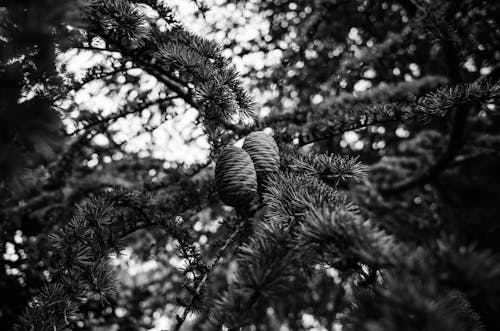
<box><xmin>298</xmin><ymin>118</ymin><xmax>400</xmax><ymax>147</ymax></box>
<box><xmin>75</xmin><ymin>46</ymin><xmax>121</xmax><ymax>53</ymax></box>
<box><xmin>70</xmin><ymin>96</ymin><xmax>176</xmax><ymax>135</ymax></box>
<box><xmin>171</xmin><ymin>212</ymin><xmax>256</xmax><ymax>331</ymax></box>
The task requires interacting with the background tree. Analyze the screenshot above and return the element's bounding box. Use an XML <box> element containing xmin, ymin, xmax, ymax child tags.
<box><xmin>1</xmin><ymin>0</ymin><xmax>500</xmax><ymax>330</ymax></box>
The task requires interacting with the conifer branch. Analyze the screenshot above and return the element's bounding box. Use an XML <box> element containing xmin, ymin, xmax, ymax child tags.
<box><xmin>75</xmin><ymin>45</ymin><xmax>121</xmax><ymax>53</ymax></box>
<box><xmin>71</xmin><ymin>95</ymin><xmax>177</xmax><ymax>135</ymax></box>
<box><xmin>172</xmin><ymin>212</ymin><xmax>256</xmax><ymax>331</ymax></box>
<box><xmin>70</xmin><ymin>65</ymin><xmax>134</xmax><ymax>92</ymax></box>
<box><xmin>84</xmin><ymin>2</ymin><xmax>257</xmax><ymax>154</ymax></box>
<box><xmin>209</xmin><ymin>168</ymin><xmax>500</xmax><ymax>329</ymax></box>
<box><xmin>381</xmin><ymin>55</ymin><xmax>500</xmax><ymax>194</ymax></box>
<box><xmin>287</xmin><ymin>151</ymin><xmax>368</xmax><ymax>185</ymax></box>
<box><xmin>298</xmin><ymin>116</ymin><xmax>400</xmax><ymax>147</ymax></box>
<box><xmin>6</xmin><ymin>1</ymin><xmax>500</xmax><ymax>330</ymax></box>
<box><xmin>16</xmin><ymin>197</ymin><xmax>121</xmax><ymax>330</ymax></box>
<box><xmin>380</xmin><ymin>103</ymin><xmax>471</xmax><ymax>195</ymax></box>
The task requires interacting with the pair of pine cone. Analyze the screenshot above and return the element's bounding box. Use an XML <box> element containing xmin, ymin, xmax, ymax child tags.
<box><xmin>215</xmin><ymin>131</ymin><xmax>280</xmax><ymax>210</ymax></box>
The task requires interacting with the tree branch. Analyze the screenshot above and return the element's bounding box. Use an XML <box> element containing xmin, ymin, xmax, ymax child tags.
<box><xmin>71</xmin><ymin>96</ymin><xmax>176</xmax><ymax>135</ymax></box>
<box><xmin>172</xmin><ymin>211</ymin><xmax>258</xmax><ymax>331</ymax></box>
<box><xmin>380</xmin><ymin>104</ymin><xmax>471</xmax><ymax>194</ymax></box>
<box><xmin>298</xmin><ymin>118</ymin><xmax>400</xmax><ymax>147</ymax></box>
<box><xmin>379</xmin><ymin>32</ymin><xmax>475</xmax><ymax>195</ymax></box>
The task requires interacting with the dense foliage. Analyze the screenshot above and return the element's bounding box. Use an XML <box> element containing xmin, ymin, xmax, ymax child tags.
<box><xmin>1</xmin><ymin>0</ymin><xmax>500</xmax><ymax>330</ymax></box>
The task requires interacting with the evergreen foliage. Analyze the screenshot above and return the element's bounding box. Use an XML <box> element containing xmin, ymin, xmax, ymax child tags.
<box><xmin>1</xmin><ymin>0</ymin><xmax>500</xmax><ymax>330</ymax></box>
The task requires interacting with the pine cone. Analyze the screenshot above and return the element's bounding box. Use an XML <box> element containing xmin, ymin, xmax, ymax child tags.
<box><xmin>215</xmin><ymin>146</ymin><xmax>258</xmax><ymax>209</ymax></box>
<box><xmin>242</xmin><ymin>131</ymin><xmax>280</xmax><ymax>186</ymax></box>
